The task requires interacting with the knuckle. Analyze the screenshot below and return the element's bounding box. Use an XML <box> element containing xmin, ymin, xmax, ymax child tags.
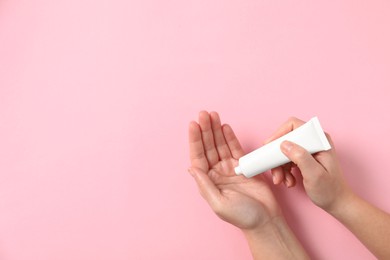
<box><xmin>286</xmin><ymin>116</ymin><xmax>305</xmax><ymax>129</ymax></box>
<box><xmin>287</xmin><ymin>116</ymin><xmax>303</xmax><ymax>124</ymax></box>
<box><xmin>293</xmin><ymin>147</ymin><xmax>307</xmax><ymax>159</ymax></box>
<box><xmin>287</xmin><ymin>116</ymin><xmax>299</xmax><ymax>122</ymax></box>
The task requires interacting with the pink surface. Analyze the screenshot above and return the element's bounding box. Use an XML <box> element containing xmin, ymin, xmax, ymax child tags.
<box><xmin>1</xmin><ymin>0</ymin><xmax>389</xmax><ymax>259</ymax></box>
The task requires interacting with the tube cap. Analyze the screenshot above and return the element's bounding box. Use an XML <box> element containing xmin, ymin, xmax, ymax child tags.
<box><xmin>234</xmin><ymin>166</ymin><xmax>242</xmax><ymax>175</ymax></box>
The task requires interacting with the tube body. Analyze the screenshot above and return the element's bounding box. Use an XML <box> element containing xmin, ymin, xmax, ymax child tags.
<box><xmin>234</xmin><ymin>117</ymin><xmax>331</xmax><ymax>178</ymax></box>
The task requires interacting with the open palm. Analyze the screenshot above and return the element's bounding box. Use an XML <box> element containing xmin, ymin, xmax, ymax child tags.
<box><xmin>188</xmin><ymin>111</ymin><xmax>282</xmax><ymax>230</ymax></box>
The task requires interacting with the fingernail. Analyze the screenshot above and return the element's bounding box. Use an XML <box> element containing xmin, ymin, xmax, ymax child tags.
<box><xmin>272</xmin><ymin>174</ymin><xmax>276</xmax><ymax>184</ymax></box>
<box><xmin>281</xmin><ymin>141</ymin><xmax>293</xmax><ymax>153</ymax></box>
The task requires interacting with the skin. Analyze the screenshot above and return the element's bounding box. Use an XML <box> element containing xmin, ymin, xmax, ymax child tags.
<box><xmin>189</xmin><ymin>113</ymin><xmax>390</xmax><ymax>259</ymax></box>
<box><xmin>265</xmin><ymin>117</ymin><xmax>351</xmax><ymax>210</ymax></box>
<box><xmin>188</xmin><ymin>111</ymin><xmax>308</xmax><ymax>259</ymax></box>
<box><xmin>268</xmin><ymin>117</ymin><xmax>390</xmax><ymax>259</ymax></box>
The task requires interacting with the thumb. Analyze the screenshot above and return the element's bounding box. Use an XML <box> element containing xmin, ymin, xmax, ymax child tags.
<box><xmin>188</xmin><ymin>167</ymin><xmax>221</xmax><ymax>209</ymax></box>
<box><xmin>280</xmin><ymin>141</ymin><xmax>324</xmax><ymax>179</ymax></box>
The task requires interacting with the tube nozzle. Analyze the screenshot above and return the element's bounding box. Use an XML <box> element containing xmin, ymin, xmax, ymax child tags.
<box><xmin>234</xmin><ymin>166</ymin><xmax>242</xmax><ymax>175</ymax></box>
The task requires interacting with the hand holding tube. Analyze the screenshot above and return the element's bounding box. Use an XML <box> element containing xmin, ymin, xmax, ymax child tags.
<box><xmin>268</xmin><ymin>117</ymin><xmax>390</xmax><ymax>259</ymax></box>
<box><xmin>266</xmin><ymin>117</ymin><xmax>351</xmax><ymax>211</ymax></box>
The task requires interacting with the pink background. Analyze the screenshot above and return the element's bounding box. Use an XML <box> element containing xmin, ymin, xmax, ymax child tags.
<box><xmin>0</xmin><ymin>0</ymin><xmax>389</xmax><ymax>259</ymax></box>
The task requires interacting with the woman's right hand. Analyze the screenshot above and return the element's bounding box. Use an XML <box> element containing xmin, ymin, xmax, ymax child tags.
<box><xmin>265</xmin><ymin>117</ymin><xmax>353</xmax><ymax>213</ymax></box>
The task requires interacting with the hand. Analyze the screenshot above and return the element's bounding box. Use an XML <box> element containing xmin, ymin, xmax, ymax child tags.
<box><xmin>266</xmin><ymin>117</ymin><xmax>351</xmax><ymax>212</ymax></box>
<box><xmin>188</xmin><ymin>111</ymin><xmax>282</xmax><ymax>230</ymax></box>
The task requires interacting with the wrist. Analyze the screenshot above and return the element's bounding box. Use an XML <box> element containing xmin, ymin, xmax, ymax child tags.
<box><xmin>242</xmin><ymin>215</ymin><xmax>286</xmax><ymax>239</ymax></box>
<box><xmin>325</xmin><ymin>187</ymin><xmax>357</xmax><ymax>217</ymax></box>
<box><xmin>242</xmin><ymin>216</ymin><xmax>309</xmax><ymax>260</ymax></box>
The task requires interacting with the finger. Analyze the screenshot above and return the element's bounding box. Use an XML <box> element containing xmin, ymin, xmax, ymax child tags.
<box><xmin>313</xmin><ymin>133</ymin><xmax>340</xmax><ymax>174</ymax></box>
<box><xmin>271</xmin><ymin>166</ymin><xmax>284</xmax><ymax>185</ymax></box>
<box><xmin>280</xmin><ymin>163</ymin><xmax>294</xmax><ymax>187</ymax></box>
<box><xmin>283</xmin><ymin>163</ymin><xmax>296</xmax><ymax>188</ymax></box>
<box><xmin>189</xmin><ymin>121</ymin><xmax>209</xmax><ymax>172</ymax></box>
<box><xmin>222</xmin><ymin>124</ymin><xmax>245</xmax><ymax>159</ymax></box>
<box><xmin>199</xmin><ymin>111</ymin><xmax>219</xmax><ymax>167</ymax></box>
<box><xmin>210</xmin><ymin>111</ymin><xmax>231</xmax><ymax>160</ymax></box>
<box><xmin>189</xmin><ymin>167</ymin><xmax>222</xmax><ymax>210</ymax></box>
<box><xmin>324</xmin><ymin>133</ymin><xmax>337</xmax><ymax>156</ymax></box>
<box><xmin>280</xmin><ymin>140</ymin><xmax>326</xmax><ymax>180</ymax></box>
<box><xmin>264</xmin><ymin>117</ymin><xmax>306</xmax><ymax>144</ymax></box>
<box><xmin>284</xmin><ymin>172</ymin><xmax>296</xmax><ymax>188</ymax></box>
<box><xmin>325</xmin><ymin>133</ymin><xmax>335</xmax><ymax>147</ymax></box>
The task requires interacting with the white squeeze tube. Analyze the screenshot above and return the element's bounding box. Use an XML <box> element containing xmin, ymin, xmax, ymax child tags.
<box><xmin>234</xmin><ymin>117</ymin><xmax>331</xmax><ymax>178</ymax></box>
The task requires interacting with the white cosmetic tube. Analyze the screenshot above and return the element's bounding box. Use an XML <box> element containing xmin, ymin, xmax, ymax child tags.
<box><xmin>234</xmin><ymin>117</ymin><xmax>331</xmax><ymax>178</ymax></box>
